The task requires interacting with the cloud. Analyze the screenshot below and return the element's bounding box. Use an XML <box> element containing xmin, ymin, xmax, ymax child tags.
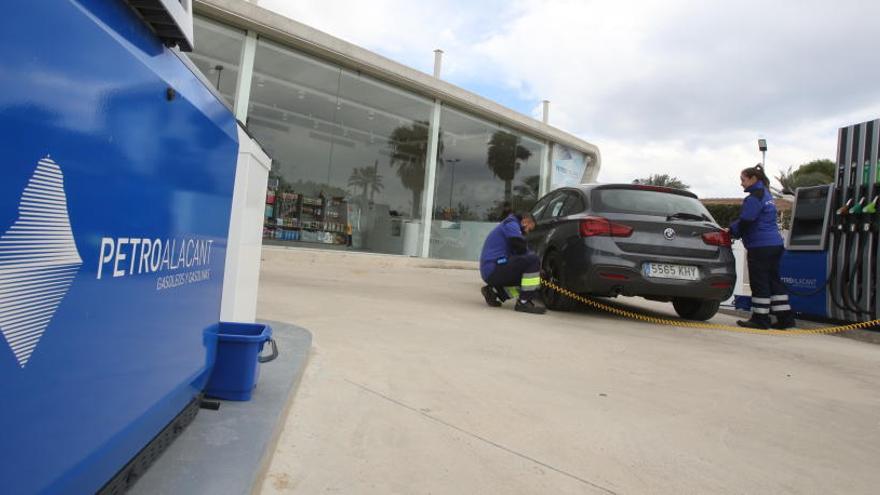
<box><xmin>256</xmin><ymin>0</ymin><xmax>880</xmax><ymax>197</ymax></box>
<box><xmin>256</xmin><ymin>0</ymin><xmax>513</xmax><ymax>74</ymax></box>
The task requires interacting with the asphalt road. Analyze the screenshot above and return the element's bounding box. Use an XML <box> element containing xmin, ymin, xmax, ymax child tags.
<box><xmin>257</xmin><ymin>247</ymin><xmax>880</xmax><ymax>495</ymax></box>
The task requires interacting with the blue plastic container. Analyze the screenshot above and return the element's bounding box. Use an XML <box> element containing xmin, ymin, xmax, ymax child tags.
<box><xmin>206</xmin><ymin>322</ymin><xmax>278</xmax><ymax>401</ymax></box>
<box><xmin>734</xmin><ymin>295</ymin><xmax>752</xmax><ymax>311</ymax></box>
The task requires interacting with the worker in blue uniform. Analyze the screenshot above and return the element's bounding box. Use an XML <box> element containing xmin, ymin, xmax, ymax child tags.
<box><xmin>729</xmin><ymin>164</ymin><xmax>796</xmax><ymax>329</ymax></box>
<box><xmin>479</xmin><ymin>212</ymin><xmax>546</xmax><ymax>314</ymax></box>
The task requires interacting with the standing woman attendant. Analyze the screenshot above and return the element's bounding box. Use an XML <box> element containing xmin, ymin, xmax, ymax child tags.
<box><xmin>729</xmin><ymin>164</ymin><xmax>797</xmax><ymax>329</ymax></box>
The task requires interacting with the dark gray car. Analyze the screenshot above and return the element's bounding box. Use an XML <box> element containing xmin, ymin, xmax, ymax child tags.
<box><xmin>526</xmin><ymin>184</ymin><xmax>736</xmax><ymax>320</ymax></box>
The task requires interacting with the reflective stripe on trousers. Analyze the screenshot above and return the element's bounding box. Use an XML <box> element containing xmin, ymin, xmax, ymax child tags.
<box><xmin>521</xmin><ymin>272</ymin><xmax>540</xmax><ymax>292</ymax></box>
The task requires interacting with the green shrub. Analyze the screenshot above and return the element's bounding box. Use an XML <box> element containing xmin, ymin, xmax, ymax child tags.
<box><xmin>704</xmin><ymin>204</ymin><xmax>740</xmax><ymax>228</ymax></box>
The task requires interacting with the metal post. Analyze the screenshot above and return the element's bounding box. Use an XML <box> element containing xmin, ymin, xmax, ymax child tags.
<box><xmin>442</xmin><ymin>159</ymin><xmax>460</xmax><ymax>209</ymax></box>
<box><xmin>214</xmin><ymin>65</ymin><xmax>223</xmax><ymax>91</ymax></box>
<box><xmin>540</xmin><ymin>101</ymin><xmax>552</xmax><ymax>195</ymax></box>
<box><xmin>862</xmin><ymin>119</ymin><xmax>878</xmax><ymax>319</ymax></box>
<box><xmin>850</xmin><ymin>123</ymin><xmax>867</xmax><ymax>321</ymax></box>
<box><xmin>758</xmin><ymin>138</ymin><xmax>767</xmax><ymax>169</ymax></box>
<box><xmin>830</xmin><ymin>127</ymin><xmax>848</xmax><ymax>321</ymax></box>
<box><xmin>873</xmin><ymin>119</ymin><xmax>880</xmax><ymax>320</ymax></box>
<box><xmin>233</xmin><ymin>30</ymin><xmax>258</xmax><ymax>122</ymax></box>
<box><xmin>448</xmin><ymin>162</ymin><xmax>454</xmax><ymax>208</ymax></box>
<box><xmin>835</xmin><ymin>126</ymin><xmax>856</xmax><ymax>321</ymax></box>
<box><xmin>433</xmin><ymin>49</ymin><xmax>443</xmax><ymax>79</ymax></box>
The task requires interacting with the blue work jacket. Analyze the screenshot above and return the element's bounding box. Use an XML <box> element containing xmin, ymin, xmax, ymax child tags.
<box><xmin>729</xmin><ymin>181</ymin><xmax>783</xmax><ymax>249</ymax></box>
<box><xmin>479</xmin><ymin>215</ymin><xmax>525</xmax><ymax>281</ymax></box>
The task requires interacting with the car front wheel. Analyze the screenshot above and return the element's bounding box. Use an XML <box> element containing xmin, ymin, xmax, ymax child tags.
<box><xmin>672</xmin><ymin>298</ymin><xmax>720</xmax><ymax>321</ymax></box>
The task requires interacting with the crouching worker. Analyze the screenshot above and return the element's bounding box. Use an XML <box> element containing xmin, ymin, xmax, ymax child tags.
<box><xmin>479</xmin><ymin>212</ymin><xmax>546</xmax><ymax>314</ymax></box>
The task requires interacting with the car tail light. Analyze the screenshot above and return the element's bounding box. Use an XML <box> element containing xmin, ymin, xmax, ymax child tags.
<box><xmin>579</xmin><ymin>217</ymin><xmax>633</xmax><ymax>237</ymax></box>
<box><xmin>711</xmin><ymin>281</ymin><xmax>733</xmax><ymax>288</ymax></box>
<box><xmin>702</xmin><ymin>230</ymin><xmax>731</xmax><ymax>247</ymax></box>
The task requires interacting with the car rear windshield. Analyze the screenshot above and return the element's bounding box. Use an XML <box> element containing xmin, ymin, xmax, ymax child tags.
<box><xmin>592</xmin><ymin>188</ymin><xmax>713</xmax><ymax>218</ymax></box>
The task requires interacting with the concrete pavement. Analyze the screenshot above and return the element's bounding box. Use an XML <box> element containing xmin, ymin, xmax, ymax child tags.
<box><xmin>255</xmin><ymin>247</ymin><xmax>880</xmax><ymax>495</ymax></box>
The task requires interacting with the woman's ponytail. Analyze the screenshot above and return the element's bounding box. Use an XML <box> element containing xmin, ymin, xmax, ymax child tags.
<box><xmin>742</xmin><ymin>163</ymin><xmax>770</xmax><ymax>188</ymax></box>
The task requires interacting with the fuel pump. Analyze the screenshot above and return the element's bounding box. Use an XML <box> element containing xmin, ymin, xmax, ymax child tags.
<box><xmin>855</xmin><ymin>124</ymin><xmax>877</xmax><ymax>319</ymax></box>
<box><xmin>781</xmin><ymin>185</ymin><xmax>833</xmax><ymax>318</ymax></box>
<box><xmin>782</xmin><ymin>118</ymin><xmax>880</xmax><ymax>323</ymax></box>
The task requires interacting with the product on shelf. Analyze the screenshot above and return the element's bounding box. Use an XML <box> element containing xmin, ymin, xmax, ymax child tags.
<box><xmin>262</xmin><ymin>188</ymin><xmax>350</xmax><ymax>245</ymax></box>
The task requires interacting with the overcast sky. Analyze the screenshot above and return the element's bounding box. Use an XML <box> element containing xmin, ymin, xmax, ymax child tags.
<box><xmin>257</xmin><ymin>0</ymin><xmax>880</xmax><ymax>198</ymax></box>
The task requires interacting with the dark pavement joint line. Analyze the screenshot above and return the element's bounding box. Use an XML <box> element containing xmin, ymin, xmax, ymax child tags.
<box><xmin>346</xmin><ymin>379</ymin><xmax>619</xmax><ymax>495</ymax></box>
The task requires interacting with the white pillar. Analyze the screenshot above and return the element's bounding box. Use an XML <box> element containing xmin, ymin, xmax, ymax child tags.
<box><xmin>221</xmin><ymin>124</ymin><xmax>272</xmax><ymax>322</ymax></box>
<box><xmin>540</xmin><ymin>141</ymin><xmax>552</xmax><ymax>197</ymax></box>
<box><xmin>540</xmin><ymin>101</ymin><xmax>552</xmax><ymax>195</ymax></box>
<box><xmin>233</xmin><ymin>30</ymin><xmax>258</xmax><ymax>122</ymax></box>
<box><xmin>419</xmin><ymin>100</ymin><xmax>442</xmax><ymax>257</ymax></box>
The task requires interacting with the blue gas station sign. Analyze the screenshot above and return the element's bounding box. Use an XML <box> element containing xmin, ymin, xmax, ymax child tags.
<box><xmin>0</xmin><ymin>1</ymin><xmax>239</xmax><ymax>492</ymax></box>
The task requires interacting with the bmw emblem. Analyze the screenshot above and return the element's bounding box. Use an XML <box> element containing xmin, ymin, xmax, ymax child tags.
<box><xmin>664</xmin><ymin>228</ymin><xmax>676</xmax><ymax>240</ymax></box>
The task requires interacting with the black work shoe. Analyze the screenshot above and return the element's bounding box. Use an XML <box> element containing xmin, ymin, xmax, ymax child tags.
<box><xmin>515</xmin><ymin>300</ymin><xmax>546</xmax><ymax>314</ymax></box>
<box><xmin>481</xmin><ymin>285</ymin><xmax>502</xmax><ymax>307</ymax></box>
<box><xmin>771</xmin><ymin>319</ymin><xmax>797</xmax><ymax>330</ymax></box>
<box><xmin>736</xmin><ymin>319</ymin><xmax>770</xmax><ymax>330</ymax></box>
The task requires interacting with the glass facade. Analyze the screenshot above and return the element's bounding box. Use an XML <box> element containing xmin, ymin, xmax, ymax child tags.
<box><xmin>188</xmin><ymin>17</ymin><xmax>245</xmax><ymax>106</ymax></box>
<box><xmin>430</xmin><ymin>106</ymin><xmax>544</xmax><ymax>260</ymax></box>
<box><xmin>187</xmin><ymin>14</ymin><xmax>579</xmax><ymax>261</ymax></box>
<box><xmin>245</xmin><ymin>38</ymin><xmax>434</xmax><ymax>253</ymax></box>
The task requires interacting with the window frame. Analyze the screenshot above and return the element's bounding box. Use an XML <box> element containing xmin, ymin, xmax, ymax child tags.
<box><xmin>538</xmin><ymin>191</ymin><xmax>569</xmax><ymax>222</ymax></box>
<box><xmin>560</xmin><ymin>190</ymin><xmax>586</xmax><ymax>217</ymax></box>
<box><xmin>530</xmin><ymin>192</ymin><xmax>557</xmax><ymax>221</ymax></box>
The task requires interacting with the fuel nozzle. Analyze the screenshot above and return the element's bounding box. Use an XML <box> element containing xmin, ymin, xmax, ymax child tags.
<box><xmin>863</xmin><ymin>196</ymin><xmax>879</xmax><ymax>215</ymax></box>
<box><xmin>849</xmin><ymin>197</ymin><xmax>867</xmax><ymax>215</ymax></box>
<box><xmin>834</xmin><ymin>198</ymin><xmax>853</xmax><ymax>231</ymax></box>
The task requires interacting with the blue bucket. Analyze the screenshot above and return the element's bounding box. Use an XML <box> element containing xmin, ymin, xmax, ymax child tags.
<box><xmin>734</xmin><ymin>295</ymin><xmax>752</xmax><ymax>311</ymax></box>
<box><xmin>205</xmin><ymin>322</ymin><xmax>278</xmax><ymax>401</ymax></box>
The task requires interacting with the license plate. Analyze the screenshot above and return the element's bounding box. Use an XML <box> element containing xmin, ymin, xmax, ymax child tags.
<box><xmin>643</xmin><ymin>263</ymin><xmax>700</xmax><ymax>281</ymax></box>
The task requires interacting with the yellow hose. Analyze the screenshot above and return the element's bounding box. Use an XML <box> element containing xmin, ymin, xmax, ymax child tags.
<box><xmin>540</xmin><ymin>278</ymin><xmax>880</xmax><ymax>336</ymax></box>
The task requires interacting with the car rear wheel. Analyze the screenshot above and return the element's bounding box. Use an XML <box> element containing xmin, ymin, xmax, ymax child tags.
<box><xmin>672</xmin><ymin>298</ymin><xmax>720</xmax><ymax>321</ymax></box>
<box><xmin>541</xmin><ymin>251</ymin><xmax>578</xmax><ymax>311</ymax></box>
